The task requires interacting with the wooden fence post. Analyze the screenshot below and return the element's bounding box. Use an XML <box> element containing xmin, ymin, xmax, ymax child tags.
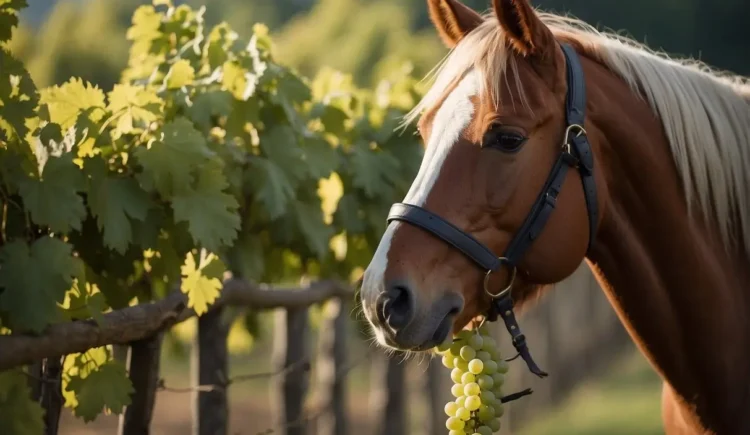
<box><xmin>316</xmin><ymin>298</ymin><xmax>348</xmax><ymax>435</ymax></box>
<box><xmin>30</xmin><ymin>357</ymin><xmax>64</xmax><ymax>435</ymax></box>
<box><xmin>119</xmin><ymin>333</ymin><xmax>163</xmax><ymax>435</ymax></box>
<box><xmin>424</xmin><ymin>359</ymin><xmax>445</xmax><ymax>435</ymax></box>
<box><xmin>192</xmin><ymin>307</ymin><xmax>230</xmax><ymax>435</ymax></box>
<box><xmin>273</xmin><ymin>307</ymin><xmax>310</xmax><ymax>435</ymax></box>
<box><xmin>370</xmin><ymin>352</ymin><xmax>407</xmax><ymax>435</ymax></box>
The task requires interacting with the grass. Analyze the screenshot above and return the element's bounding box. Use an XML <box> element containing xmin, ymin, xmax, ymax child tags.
<box><xmin>520</xmin><ymin>350</ymin><xmax>664</xmax><ymax>435</ymax></box>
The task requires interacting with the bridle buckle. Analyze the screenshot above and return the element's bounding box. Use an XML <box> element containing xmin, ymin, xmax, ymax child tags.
<box><xmin>483</xmin><ymin>257</ymin><xmax>517</xmax><ymax>299</ymax></box>
<box><xmin>562</xmin><ymin>123</ymin><xmax>587</xmax><ymax>154</ymax></box>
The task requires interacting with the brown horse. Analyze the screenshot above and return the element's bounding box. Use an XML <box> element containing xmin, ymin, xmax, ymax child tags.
<box><xmin>359</xmin><ymin>0</ymin><xmax>750</xmax><ymax>433</ymax></box>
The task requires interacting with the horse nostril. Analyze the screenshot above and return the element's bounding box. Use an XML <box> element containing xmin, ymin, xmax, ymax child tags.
<box><xmin>377</xmin><ymin>283</ymin><xmax>415</xmax><ymax>332</ymax></box>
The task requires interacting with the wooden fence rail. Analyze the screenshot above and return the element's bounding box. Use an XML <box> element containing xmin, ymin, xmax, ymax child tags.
<box><xmin>3</xmin><ymin>262</ymin><xmax>639</xmax><ymax>435</ymax></box>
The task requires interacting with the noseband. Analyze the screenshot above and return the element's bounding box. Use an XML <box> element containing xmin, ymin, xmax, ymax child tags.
<box><xmin>386</xmin><ymin>43</ymin><xmax>599</xmax><ymax>379</ymax></box>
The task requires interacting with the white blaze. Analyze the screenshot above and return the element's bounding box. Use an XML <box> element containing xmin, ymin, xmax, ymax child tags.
<box><xmin>362</xmin><ymin>70</ymin><xmax>479</xmax><ymax>305</ymax></box>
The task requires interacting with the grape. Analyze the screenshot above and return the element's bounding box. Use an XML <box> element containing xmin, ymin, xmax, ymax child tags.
<box><xmin>445</xmin><ymin>402</ymin><xmax>458</xmax><ymax>417</ymax></box>
<box><xmin>488</xmin><ymin>418</ymin><xmax>501</xmax><ymax>432</ymax></box>
<box><xmin>468</xmin><ymin>334</ymin><xmax>484</xmax><ymax>349</ymax></box>
<box><xmin>456</xmin><ymin>406</ymin><xmax>471</xmax><ymax>421</ymax></box>
<box><xmin>446</xmin><ymin>417</ymin><xmax>465</xmax><ymax>431</ymax></box>
<box><xmin>436</xmin><ymin>325</ymin><xmax>510</xmax><ymax>433</ymax></box>
<box><xmin>476</xmin><ymin>351</ymin><xmax>492</xmax><ymax>362</ymax></box>
<box><xmin>460</xmin><ymin>345</ymin><xmax>476</xmax><ymax>361</ymax></box>
<box><xmin>461</xmin><ymin>372</ymin><xmax>476</xmax><ymax>384</ymax></box>
<box><xmin>464</xmin><ymin>382</ymin><xmax>480</xmax><ymax>396</ymax></box>
<box><xmin>477</xmin><ymin>375</ymin><xmax>494</xmax><ymax>390</ymax></box>
<box><xmin>491</xmin><ymin>372</ymin><xmax>504</xmax><ymax>387</ymax></box>
<box><xmin>451</xmin><ymin>384</ymin><xmax>464</xmax><ymax>397</ymax></box>
<box><xmin>468</xmin><ymin>359</ymin><xmax>484</xmax><ymax>374</ymax></box>
<box><xmin>477</xmin><ymin>404</ymin><xmax>495</xmax><ymax>422</ymax></box>
<box><xmin>465</xmin><ymin>395</ymin><xmax>481</xmax><ymax>411</ymax></box>
<box><xmin>442</xmin><ymin>354</ymin><xmax>456</xmax><ymax>369</ymax></box>
<box><xmin>451</xmin><ymin>368</ymin><xmax>464</xmax><ymax>383</ymax></box>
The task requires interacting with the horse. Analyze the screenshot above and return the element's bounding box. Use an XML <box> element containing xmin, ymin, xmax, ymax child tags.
<box><xmin>358</xmin><ymin>0</ymin><xmax>750</xmax><ymax>433</ymax></box>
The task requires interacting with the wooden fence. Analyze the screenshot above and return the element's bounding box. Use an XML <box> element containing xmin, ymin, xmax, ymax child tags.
<box><xmin>9</xmin><ymin>262</ymin><xmax>638</xmax><ymax>435</ymax></box>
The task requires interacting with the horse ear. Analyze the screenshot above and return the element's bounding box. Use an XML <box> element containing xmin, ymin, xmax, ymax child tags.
<box><xmin>427</xmin><ymin>0</ymin><xmax>484</xmax><ymax>48</ymax></box>
<box><xmin>492</xmin><ymin>0</ymin><xmax>555</xmax><ymax>57</ymax></box>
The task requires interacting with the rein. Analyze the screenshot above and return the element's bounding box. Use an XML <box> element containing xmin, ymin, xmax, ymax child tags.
<box><xmin>386</xmin><ymin>43</ymin><xmax>598</xmax><ymax>385</ymax></box>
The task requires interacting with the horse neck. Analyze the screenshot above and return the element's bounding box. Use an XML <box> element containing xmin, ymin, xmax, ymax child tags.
<box><xmin>581</xmin><ymin>53</ymin><xmax>750</xmax><ymax>433</ymax></box>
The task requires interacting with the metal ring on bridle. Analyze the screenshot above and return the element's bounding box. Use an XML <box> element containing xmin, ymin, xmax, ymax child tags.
<box><xmin>562</xmin><ymin>123</ymin><xmax>587</xmax><ymax>154</ymax></box>
<box><xmin>483</xmin><ymin>257</ymin><xmax>517</xmax><ymax>299</ymax></box>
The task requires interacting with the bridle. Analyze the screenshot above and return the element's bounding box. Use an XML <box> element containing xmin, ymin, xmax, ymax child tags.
<box><xmin>386</xmin><ymin>43</ymin><xmax>599</xmax><ymax>380</ymax></box>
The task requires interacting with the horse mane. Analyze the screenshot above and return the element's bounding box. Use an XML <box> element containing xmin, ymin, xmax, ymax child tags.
<box><xmin>406</xmin><ymin>10</ymin><xmax>750</xmax><ymax>256</ymax></box>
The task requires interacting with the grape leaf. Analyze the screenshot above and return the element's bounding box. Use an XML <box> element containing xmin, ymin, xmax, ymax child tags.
<box><xmin>165</xmin><ymin>59</ymin><xmax>195</xmax><ymax>89</ymax></box>
<box><xmin>186</xmin><ymin>90</ymin><xmax>233</xmax><ymax>132</ymax></box>
<box><xmin>65</xmin><ymin>360</ymin><xmax>134</xmax><ymax>423</ymax></box>
<box><xmin>0</xmin><ymin>369</ymin><xmax>45</xmax><ymax>435</ymax></box>
<box><xmin>0</xmin><ymin>237</ymin><xmax>78</xmax><ymax>332</ymax></box>
<box><xmin>246</xmin><ymin>157</ymin><xmax>295</xmax><ymax>220</ymax></box>
<box><xmin>258</xmin><ymin>124</ymin><xmax>305</xmax><ymax>183</ymax></box>
<box><xmin>88</xmin><ymin>167</ymin><xmax>152</xmax><ymax>254</ymax></box>
<box><xmin>333</xmin><ymin>193</ymin><xmax>366</xmax><ymax>233</ymax></box>
<box><xmin>301</xmin><ymin>137</ymin><xmax>339</xmax><ymax>180</ymax></box>
<box><xmin>134</xmin><ymin>117</ymin><xmax>215</xmax><ymax>196</ymax></box>
<box><xmin>0</xmin><ymin>49</ymin><xmax>39</xmax><ymax>142</ymax></box>
<box><xmin>227</xmin><ymin>231</ymin><xmax>264</xmax><ymax>281</ymax></box>
<box><xmin>171</xmin><ymin>162</ymin><xmax>240</xmax><ymax>251</ymax></box>
<box><xmin>18</xmin><ymin>153</ymin><xmax>86</xmax><ymax>234</ymax></box>
<box><xmin>0</xmin><ymin>0</ymin><xmax>26</xmax><ymax>43</ymax></box>
<box><xmin>180</xmin><ymin>250</ymin><xmax>225</xmax><ymax>315</ymax></box>
<box><xmin>126</xmin><ymin>5</ymin><xmax>164</xmax><ymax>58</ymax></box>
<box><xmin>106</xmin><ymin>84</ymin><xmax>163</xmax><ymax>139</ymax></box>
<box><xmin>293</xmin><ymin>200</ymin><xmax>334</xmax><ymax>259</ymax></box>
<box><xmin>39</xmin><ymin>78</ymin><xmax>106</xmax><ymax>130</ymax></box>
<box><xmin>349</xmin><ymin>141</ymin><xmax>400</xmax><ymax>198</ymax></box>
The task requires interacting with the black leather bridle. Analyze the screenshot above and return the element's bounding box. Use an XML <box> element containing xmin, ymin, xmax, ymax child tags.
<box><xmin>386</xmin><ymin>43</ymin><xmax>599</xmax><ymax>380</ymax></box>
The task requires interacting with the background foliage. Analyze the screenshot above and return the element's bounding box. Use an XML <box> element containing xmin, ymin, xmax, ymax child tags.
<box><xmin>0</xmin><ymin>0</ymin><xmax>424</xmax><ymax>428</ymax></box>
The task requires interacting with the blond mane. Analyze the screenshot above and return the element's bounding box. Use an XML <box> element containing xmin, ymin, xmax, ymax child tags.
<box><xmin>406</xmin><ymin>11</ymin><xmax>750</xmax><ymax>256</ymax></box>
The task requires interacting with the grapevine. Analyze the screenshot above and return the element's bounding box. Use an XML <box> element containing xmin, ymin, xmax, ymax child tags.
<box><xmin>0</xmin><ymin>0</ymin><xmax>424</xmax><ymax>430</ymax></box>
<box><xmin>435</xmin><ymin>323</ymin><xmax>509</xmax><ymax>434</ymax></box>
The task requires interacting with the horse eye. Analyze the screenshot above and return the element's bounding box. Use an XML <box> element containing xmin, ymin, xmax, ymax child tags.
<box><xmin>482</xmin><ymin>129</ymin><xmax>527</xmax><ymax>153</ymax></box>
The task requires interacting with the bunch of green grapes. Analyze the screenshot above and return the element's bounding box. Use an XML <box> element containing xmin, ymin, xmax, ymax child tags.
<box><xmin>434</xmin><ymin>323</ymin><xmax>509</xmax><ymax>434</ymax></box>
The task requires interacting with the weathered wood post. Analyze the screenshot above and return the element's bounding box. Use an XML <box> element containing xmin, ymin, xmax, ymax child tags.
<box><xmin>30</xmin><ymin>357</ymin><xmax>64</xmax><ymax>435</ymax></box>
<box><xmin>119</xmin><ymin>333</ymin><xmax>163</xmax><ymax>435</ymax></box>
<box><xmin>273</xmin><ymin>307</ymin><xmax>311</xmax><ymax>435</ymax></box>
<box><xmin>316</xmin><ymin>297</ymin><xmax>348</xmax><ymax>435</ymax></box>
<box><xmin>192</xmin><ymin>307</ymin><xmax>230</xmax><ymax>435</ymax></box>
<box><xmin>370</xmin><ymin>352</ymin><xmax>407</xmax><ymax>435</ymax></box>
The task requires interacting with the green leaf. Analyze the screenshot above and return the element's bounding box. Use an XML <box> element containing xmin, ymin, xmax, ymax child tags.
<box><xmin>180</xmin><ymin>250</ymin><xmax>225</xmax><ymax>315</ymax></box>
<box><xmin>65</xmin><ymin>360</ymin><xmax>134</xmax><ymax>423</ymax></box>
<box><xmin>0</xmin><ymin>0</ymin><xmax>26</xmax><ymax>43</ymax></box>
<box><xmin>186</xmin><ymin>90</ymin><xmax>233</xmax><ymax>132</ymax></box>
<box><xmin>171</xmin><ymin>162</ymin><xmax>240</xmax><ymax>251</ymax></box>
<box><xmin>106</xmin><ymin>84</ymin><xmax>163</xmax><ymax>139</ymax></box>
<box><xmin>258</xmin><ymin>124</ymin><xmax>305</xmax><ymax>183</ymax></box>
<box><xmin>333</xmin><ymin>193</ymin><xmax>366</xmax><ymax>233</ymax></box>
<box><xmin>18</xmin><ymin>153</ymin><xmax>86</xmax><ymax>234</ymax></box>
<box><xmin>0</xmin><ymin>370</ymin><xmax>45</xmax><ymax>435</ymax></box>
<box><xmin>349</xmin><ymin>142</ymin><xmax>400</xmax><ymax>198</ymax></box>
<box><xmin>88</xmin><ymin>162</ymin><xmax>152</xmax><ymax>254</ymax></box>
<box><xmin>0</xmin><ymin>237</ymin><xmax>78</xmax><ymax>332</ymax></box>
<box><xmin>311</xmin><ymin>103</ymin><xmax>348</xmax><ymax>137</ymax></box>
<box><xmin>294</xmin><ymin>200</ymin><xmax>334</xmax><ymax>259</ymax></box>
<box><xmin>247</xmin><ymin>157</ymin><xmax>295</xmax><ymax>220</ymax></box>
<box><xmin>134</xmin><ymin>117</ymin><xmax>215</xmax><ymax>196</ymax></box>
<box><xmin>301</xmin><ymin>137</ymin><xmax>339</xmax><ymax>180</ymax></box>
<box><xmin>227</xmin><ymin>231</ymin><xmax>264</xmax><ymax>281</ymax></box>
<box><xmin>39</xmin><ymin>78</ymin><xmax>106</xmax><ymax>130</ymax></box>
<box><xmin>0</xmin><ymin>49</ymin><xmax>39</xmax><ymax>141</ymax></box>
<box><xmin>165</xmin><ymin>59</ymin><xmax>195</xmax><ymax>89</ymax></box>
